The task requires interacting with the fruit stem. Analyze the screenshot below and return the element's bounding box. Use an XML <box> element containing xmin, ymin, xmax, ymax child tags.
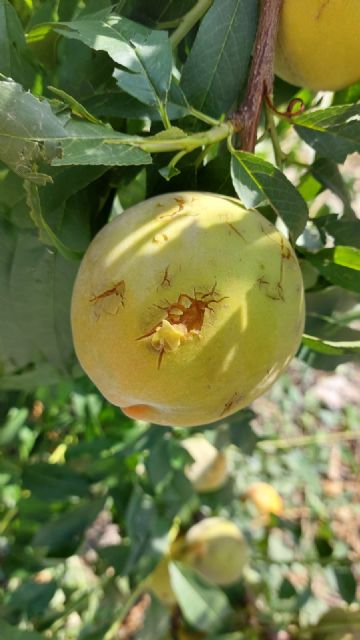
<box><xmin>106</xmin><ymin>121</ymin><xmax>233</xmax><ymax>153</ymax></box>
<box><xmin>229</xmin><ymin>0</ymin><xmax>282</xmax><ymax>151</ymax></box>
<box><xmin>169</xmin><ymin>0</ymin><xmax>213</xmax><ymax>49</ymax></box>
<box><xmin>265</xmin><ymin>100</ymin><xmax>284</xmax><ymax>169</ymax></box>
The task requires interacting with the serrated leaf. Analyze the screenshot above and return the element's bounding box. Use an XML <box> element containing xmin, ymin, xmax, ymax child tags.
<box><xmin>304</xmin><ymin>246</ymin><xmax>360</xmax><ymax>293</ymax></box>
<box><xmin>231</xmin><ymin>152</ymin><xmax>308</xmax><ymax>239</ymax></box>
<box><xmin>180</xmin><ymin>0</ymin><xmax>258</xmax><ymax>117</ymax></box>
<box><xmin>302</xmin><ymin>334</ymin><xmax>360</xmax><ymax>356</ymax></box>
<box><xmin>169</xmin><ymin>562</ymin><xmax>231</xmax><ymax>633</ymax></box>
<box><xmin>52</xmin><ymin>14</ymin><xmax>173</xmax><ymax>108</ymax></box>
<box><xmin>295</xmin><ymin>104</ymin><xmax>360</xmax><ymax>163</ymax></box>
<box><xmin>51</xmin><ymin>119</ymin><xmax>152</xmax><ymax>167</ymax></box>
<box><xmin>0</xmin><ymin>78</ymin><xmax>65</xmax><ymax>182</ymax></box>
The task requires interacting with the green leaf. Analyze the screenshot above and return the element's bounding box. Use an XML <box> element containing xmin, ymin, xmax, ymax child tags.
<box><xmin>302</xmin><ymin>334</ymin><xmax>360</xmax><ymax>355</ymax></box>
<box><xmin>8</xmin><ymin>578</ymin><xmax>58</xmax><ymax>617</ymax></box>
<box><xmin>180</xmin><ymin>0</ymin><xmax>258</xmax><ymax>118</ymax></box>
<box><xmin>311</xmin><ymin>157</ymin><xmax>355</xmax><ymax>216</ymax></box>
<box><xmin>320</xmin><ymin>217</ymin><xmax>360</xmax><ymax>250</ymax></box>
<box><xmin>304</xmin><ymin>246</ymin><xmax>360</xmax><ymax>293</ymax></box>
<box><xmin>53</xmin><ymin>14</ymin><xmax>173</xmax><ymax>108</ymax></box>
<box><xmin>32</xmin><ymin>496</ymin><xmax>106</xmax><ymax>551</ymax></box>
<box><xmin>1</xmin><ymin>622</ymin><xmax>43</xmax><ymax>640</ymax></box>
<box><xmin>334</xmin><ymin>567</ymin><xmax>357</xmax><ymax>604</ymax></box>
<box><xmin>51</xmin><ymin>119</ymin><xmax>152</xmax><ymax>167</ymax></box>
<box><xmin>23</xmin><ymin>462</ymin><xmax>90</xmax><ymax>501</ymax></box>
<box><xmin>169</xmin><ymin>562</ymin><xmax>232</xmax><ymax>633</ymax></box>
<box><xmin>0</xmin><ymin>78</ymin><xmax>65</xmax><ymax>183</ymax></box>
<box><xmin>0</xmin><ymin>0</ymin><xmax>34</xmax><ymax>87</ymax></box>
<box><xmin>24</xmin><ymin>180</ymin><xmax>83</xmax><ymax>259</ymax></box>
<box><xmin>231</xmin><ymin>152</ymin><xmax>308</xmax><ymax>239</ymax></box>
<box><xmin>48</xmin><ymin>85</ymin><xmax>103</xmax><ymax>124</ymax></box>
<box><xmin>0</xmin><ymin>218</ymin><xmax>79</xmax><ymax>388</ymax></box>
<box><xmin>295</xmin><ymin>104</ymin><xmax>360</xmax><ymax>163</ymax></box>
<box><xmin>0</xmin><ymin>407</ymin><xmax>28</xmax><ymax>445</ymax></box>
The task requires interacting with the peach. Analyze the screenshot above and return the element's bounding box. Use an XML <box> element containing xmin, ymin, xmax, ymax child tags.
<box><xmin>71</xmin><ymin>192</ymin><xmax>304</xmax><ymax>427</ymax></box>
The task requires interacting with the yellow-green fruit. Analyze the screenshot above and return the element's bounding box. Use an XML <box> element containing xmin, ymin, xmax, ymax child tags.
<box><xmin>182</xmin><ymin>435</ymin><xmax>228</xmax><ymax>492</ymax></box>
<box><xmin>183</xmin><ymin>517</ymin><xmax>248</xmax><ymax>586</ymax></box>
<box><xmin>146</xmin><ymin>557</ymin><xmax>176</xmax><ymax>607</ymax></box>
<box><xmin>275</xmin><ymin>0</ymin><xmax>360</xmax><ymax>91</ymax></box>
<box><xmin>71</xmin><ymin>192</ymin><xmax>305</xmax><ymax>428</ymax></box>
<box><xmin>246</xmin><ymin>482</ymin><xmax>284</xmax><ymax>516</ymax></box>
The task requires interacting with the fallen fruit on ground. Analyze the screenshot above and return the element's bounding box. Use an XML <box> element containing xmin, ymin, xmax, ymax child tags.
<box><xmin>246</xmin><ymin>482</ymin><xmax>284</xmax><ymax>517</ymax></box>
<box><xmin>182</xmin><ymin>434</ymin><xmax>228</xmax><ymax>492</ymax></box>
<box><xmin>183</xmin><ymin>517</ymin><xmax>248</xmax><ymax>586</ymax></box>
<box><xmin>71</xmin><ymin>191</ymin><xmax>305</xmax><ymax>427</ymax></box>
<box><xmin>275</xmin><ymin>0</ymin><xmax>360</xmax><ymax>91</ymax></box>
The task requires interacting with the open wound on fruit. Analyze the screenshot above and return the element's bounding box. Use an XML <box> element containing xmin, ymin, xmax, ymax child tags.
<box><xmin>89</xmin><ymin>280</ymin><xmax>126</xmax><ymax>318</ymax></box>
<box><xmin>137</xmin><ymin>285</ymin><xmax>228</xmax><ymax>368</ymax></box>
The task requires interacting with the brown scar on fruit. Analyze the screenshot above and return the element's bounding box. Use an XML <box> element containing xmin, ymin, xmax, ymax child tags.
<box><xmin>89</xmin><ymin>280</ymin><xmax>126</xmax><ymax>318</ymax></box>
<box><xmin>89</xmin><ymin>280</ymin><xmax>126</xmax><ymax>305</ymax></box>
<box><xmin>221</xmin><ymin>392</ymin><xmax>243</xmax><ymax>417</ymax></box>
<box><xmin>157</xmin><ymin>196</ymin><xmax>186</xmax><ymax>220</ymax></box>
<box><xmin>258</xmin><ymin>230</ymin><xmax>294</xmax><ymax>302</ymax></box>
<box><xmin>137</xmin><ymin>283</ymin><xmax>228</xmax><ymax>368</ymax></box>
<box><xmin>227</xmin><ymin>222</ymin><xmax>247</xmax><ymax>242</ymax></box>
<box><xmin>316</xmin><ymin>0</ymin><xmax>330</xmax><ymax>20</ymax></box>
<box><xmin>257</xmin><ymin>275</ymin><xmax>270</xmax><ymax>289</ymax></box>
<box><xmin>161</xmin><ymin>266</ymin><xmax>171</xmax><ymax>288</ymax></box>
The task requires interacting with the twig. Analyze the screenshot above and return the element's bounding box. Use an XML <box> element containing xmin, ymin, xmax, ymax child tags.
<box><xmin>169</xmin><ymin>0</ymin><xmax>213</xmax><ymax>49</ymax></box>
<box><xmin>229</xmin><ymin>0</ymin><xmax>282</xmax><ymax>151</ymax></box>
<box><xmin>258</xmin><ymin>430</ymin><xmax>360</xmax><ymax>452</ymax></box>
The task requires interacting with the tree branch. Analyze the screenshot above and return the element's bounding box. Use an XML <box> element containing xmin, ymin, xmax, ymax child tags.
<box><xmin>229</xmin><ymin>0</ymin><xmax>282</xmax><ymax>151</ymax></box>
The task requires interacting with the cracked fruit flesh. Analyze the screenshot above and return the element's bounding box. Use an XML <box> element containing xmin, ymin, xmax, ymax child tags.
<box><xmin>71</xmin><ymin>191</ymin><xmax>305</xmax><ymax>427</ymax></box>
<box><xmin>275</xmin><ymin>0</ymin><xmax>360</xmax><ymax>91</ymax></box>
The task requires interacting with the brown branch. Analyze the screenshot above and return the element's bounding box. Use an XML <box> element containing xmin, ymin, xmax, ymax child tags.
<box><xmin>229</xmin><ymin>0</ymin><xmax>283</xmax><ymax>151</ymax></box>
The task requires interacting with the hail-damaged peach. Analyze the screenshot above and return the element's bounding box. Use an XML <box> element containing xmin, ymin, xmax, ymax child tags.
<box><xmin>71</xmin><ymin>192</ymin><xmax>305</xmax><ymax>427</ymax></box>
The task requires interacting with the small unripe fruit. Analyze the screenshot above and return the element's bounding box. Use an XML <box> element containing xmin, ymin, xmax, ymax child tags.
<box><xmin>183</xmin><ymin>517</ymin><xmax>248</xmax><ymax>586</ymax></box>
<box><xmin>275</xmin><ymin>0</ymin><xmax>360</xmax><ymax>91</ymax></box>
<box><xmin>71</xmin><ymin>192</ymin><xmax>304</xmax><ymax>427</ymax></box>
<box><xmin>246</xmin><ymin>482</ymin><xmax>284</xmax><ymax>517</ymax></box>
<box><xmin>182</xmin><ymin>435</ymin><xmax>228</xmax><ymax>492</ymax></box>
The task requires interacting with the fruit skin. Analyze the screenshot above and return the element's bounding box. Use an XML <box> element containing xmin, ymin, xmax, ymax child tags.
<box><xmin>71</xmin><ymin>191</ymin><xmax>305</xmax><ymax>428</ymax></box>
<box><xmin>183</xmin><ymin>517</ymin><xmax>248</xmax><ymax>586</ymax></box>
<box><xmin>246</xmin><ymin>482</ymin><xmax>284</xmax><ymax>517</ymax></box>
<box><xmin>275</xmin><ymin>0</ymin><xmax>360</xmax><ymax>91</ymax></box>
<box><xmin>182</xmin><ymin>435</ymin><xmax>228</xmax><ymax>492</ymax></box>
